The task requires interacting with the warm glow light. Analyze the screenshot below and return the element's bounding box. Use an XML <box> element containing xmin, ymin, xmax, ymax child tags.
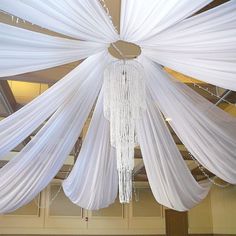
<box><xmin>165</xmin><ymin>117</ymin><xmax>172</xmax><ymax>122</ymax></box>
<box><xmin>8</xmin><ymin>80</ymin><xmax>48</xmax><ymax>104</ymax></box>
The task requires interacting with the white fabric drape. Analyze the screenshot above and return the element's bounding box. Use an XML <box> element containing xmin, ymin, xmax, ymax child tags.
<box><xmin>137</xmin><ymin>96</ymin><xmax>211</xmax><ymax>211</ymax></box>
<box><xmin>142</xmin><ymin>1</ymin><xmax>236</xmax><ymax>91</ymax></box>
<box><xmin>63</xmin><ymin>89</ymin><xmax>118</xmax><ymax>210</ymax></box>
<box><xmin>0</xmin><ymin>52</ymin><xmax>108</xmax><ymax>159</ymax></box>
<box><xmin>0</xmin><ymin>0</ymin><xmax>235</xmax><ymax>214</ymax></box>
<box><xmin>0</xmin><ymin>23</ymin><xmax>107</xmax><ymax>77</ymax></box>
<box><xmin>0</xmin><ymin>0</ymin><xmax>118</xmax><ymax>43</ymax></box>
<box><xmin>0</xmin><ymin>52</ymin><xmax>110</xmax><ymax>214</ymax></box>
<box><xmin>140</xmin><ymin>56</ymin><xmax>236</xmax><ymax>184</ymax></box>
<box><xmin>120</xmin><ymin>0</ymin><xmax>212</xmax><ymax>43</ymax></box>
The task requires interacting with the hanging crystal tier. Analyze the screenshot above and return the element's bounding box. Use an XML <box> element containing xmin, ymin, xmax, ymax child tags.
<box><xmin>103</xmin><ymin>60</ymin><xmax>146</xmax><ymax>203</ymax></box>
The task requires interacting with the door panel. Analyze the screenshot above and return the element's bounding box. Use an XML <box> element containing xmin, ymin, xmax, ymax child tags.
<box><xmin>165</xmin><ymin>209</ymin><xmax>188</xmax><ymax>236</ymax></box>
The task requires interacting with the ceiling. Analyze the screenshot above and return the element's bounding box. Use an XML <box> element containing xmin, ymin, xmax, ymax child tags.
<box><xmin>0</xmin><ymin>0</ymin><xmax>235</xmax><ymax>184</ymax></box>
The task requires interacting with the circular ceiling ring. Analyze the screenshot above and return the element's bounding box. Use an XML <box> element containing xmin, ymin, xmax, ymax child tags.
<box><xmin>108</xmin><ymin>40</ymin><xmax>141</xmax><ymax>60</ymax></box>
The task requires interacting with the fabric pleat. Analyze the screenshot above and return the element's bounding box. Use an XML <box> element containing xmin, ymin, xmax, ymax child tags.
<box><xmin>141</xmin><ymin>1</ymin><xmax>236</xmax><ymax>90</ymax></box>
<box><xmin>63</xmin><ymin>88</ymin><xmax>118</xmax><ymax>210</ymax></box>
<box><xmin>0</xmin><ymin>0</ymin><xmax>235</xmax><ymax>214</ymax></box>
<box><xmin>137</xmin><ymin>96</ymin><xmax>211</xmax><ymax>211</ymax></box>
<box><xmin>140</xmin><ymin>56</ymin><xmax>236</xmax><ymax>184</ymax></box>
<box><xmin>0</xmin><ymin>52</ymin><xmax>108</xmax><ymax>159</ymax></box>
<box><xmin>120</xmin><ymin>0</ymin><xmax>212</xmax><ymax>43</ymax></box>
<box><xmin>0</xmin><ymin>52</ymin><xmax>110</xmax><ymax>214</ymax></box>
<box><xmin>0</xmin><ymin>23</ymin><xmax>107</xmax><ymax>77</ymax></box>
<box><xmin>0</xmin><ymin>0</ymin><xmax>118</xmax><ymax>42</ymax></box>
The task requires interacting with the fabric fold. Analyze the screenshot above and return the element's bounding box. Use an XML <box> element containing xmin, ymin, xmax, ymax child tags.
<box><xmin>142</xmin><ymin>1</ymin><xmax>236</xmax><ymax>90</ymax></box>
<box><xmin>137</xmin><ymin>96</ymin><xmax>211</xmax><ymax>211</ymax></box>
<box><xmin>0</xmin><ymin>52</ymin><xmax>110</xmax><ymax>214</ymax></box>
<box><xmin>63</xmin><ymin>88</ymin><xmax>118</xmax><ymax>210</ymax></box>
<box><xmin>0</xmin><ymin>23</ymin><xmax>107</xmax><ymax>77</ymax></box>
<box><xmin>120</xmin><ymin>0</ymin><xmax>212</xmax><ymax>43</ymax></box>
<box><xmin>0</xmin><ymin>0</ymin><xmax>235</xmax><ymax>214</ymax></box>
<box><xmin>0</xmin><ymin>52</ymin><xmax>108</xmax><ymax>159</ymax></box>
<box><xmin>0</xmin><ymin>0</ymin><xmax>118</xmax><ymax>43</ymax></box>
<box><xmin>140</xmin><ymin>56</ymin><xmax>236</xmax><ymax>184</ymax></box>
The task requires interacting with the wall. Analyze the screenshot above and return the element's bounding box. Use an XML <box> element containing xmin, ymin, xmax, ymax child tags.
<box><xmin>0</xmin><ymin>182</ymin><xmax>165</xmax><ymax>235</ymax></box>
<box><xmin>211</xmin><ymin>185</ymin><xmax>236</xmax><ymax>235</ymax></box>
<box><xmin>1</xmin><ymin>183</ymin><xmax>236</xmax><ymax>235</ymax></box>
<box><xmin>188</xmin><ymin>194</ymin><xmax>213</xmax><ymax>234</ymax></box>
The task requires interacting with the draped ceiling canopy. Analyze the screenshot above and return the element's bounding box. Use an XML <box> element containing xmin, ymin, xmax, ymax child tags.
<box><xmin>0</xmin><ymin>0</ymin><xmax>235</xmax><ymax>213</ymax></box>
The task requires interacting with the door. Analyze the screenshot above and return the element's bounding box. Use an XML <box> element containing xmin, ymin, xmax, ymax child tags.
<box><xmin>165</xmin><ymin>209</ymin><xmax>188</xmax><ymax>236</ymax></box>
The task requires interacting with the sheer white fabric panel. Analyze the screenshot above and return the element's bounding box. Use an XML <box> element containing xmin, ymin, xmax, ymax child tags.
<box><xmin>0</xmin><ymin>23</ymin><xmax>108</xmax><ymax>77</ymax></box>
<box><xmin>137</xmin><ymin>97</ymin><xmax>210</xmax><ymax>211</ymax></box>
<box><xmin>120</xmin><ymin>0</ymin><xmax>212</xmax><ymax>43</ymax></box>
<box><xmin>0</xmin><ymin>52</ymin><xmax>108</xmax><ymax>160</ymax></box>
<box><xmin>142</xmin><ymin>1</ymin><xmax>236</xmax><ymax>90</ymax></box>
<box><xmin>0</xmin><ymin>23</ymin><xmax>107</xmax><ymax>77</ymax></box>
<box><xmin>0</xmin><ymin>52</ymin><xmax>109</xmax><ymax>214</ymax></box>
<box><xmin>140</xmin><ymin>57</ymin><xmax>236</xmax><ymax>184</ymax></box>
<box><xmin>0</xmin><ymin>0</ymin><xmax>118</xmax><ymax>43</ymax></box>
<box><xmin>63</xmin><ymin>89</ymin><xmax>118</xmax><ymax>210</ymax></box>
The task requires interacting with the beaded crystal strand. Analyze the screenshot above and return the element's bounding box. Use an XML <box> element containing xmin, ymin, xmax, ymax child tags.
<box><xmin>103</xmin><ymin>60</ymin><xmax>146</xmax><ymax>203</ymax></box>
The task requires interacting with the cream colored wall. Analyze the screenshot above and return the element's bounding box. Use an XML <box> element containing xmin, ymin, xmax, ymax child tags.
<box><xmin>0</xmin><ymin>182</ymin><xmax>165</xmax><ymax>235</ymax></box>
<box><xmin>211</xmin><ymin>185</ymin><xmax>236</xmax><ymax>234</ymax></box>
<box><xmin>1</xmin><ymin>184</ymin><xmax>236</xmax><ymax>235</ymax></box>
<box><xmin>188</xmin><ymin>184</ymin><xmax>236</xmax><ymax>235</ymax></box>
<box><xmin>188</xmin><ymin>193</ymin><xmax>213</xmax><ymax>234</ymax></box>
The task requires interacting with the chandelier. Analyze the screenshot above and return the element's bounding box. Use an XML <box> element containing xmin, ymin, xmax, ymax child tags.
<box><xmin>103</xmin><ymin>60</ymin><xmax>146</xmax><ymax>203</ymax></box>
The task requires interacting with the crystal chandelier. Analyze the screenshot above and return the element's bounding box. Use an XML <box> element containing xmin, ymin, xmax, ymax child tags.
<box><xmin>103</xmin><ymin>60</ymin><xmax>146</xmax><ymax>203</ymax></box>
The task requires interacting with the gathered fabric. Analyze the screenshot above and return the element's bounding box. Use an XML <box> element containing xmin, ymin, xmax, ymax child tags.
<box><xmin>0</xmin><ymin>0</ymin><xmax>235</xmax><ymax>213</ymax></box>
<box><xmin>63</xmin><ymin>88</ymin><xmax>118</xmax><ymax>210</ymax></box>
